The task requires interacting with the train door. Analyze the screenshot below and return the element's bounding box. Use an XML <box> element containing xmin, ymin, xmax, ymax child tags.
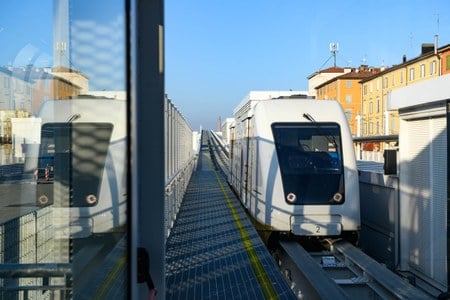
<box><xmin>239</xmin><ymin>148</ymin><xmax>244</xmax><ymax>203</ymax></box>
<box><xmin>239</xmin><ymin>124</ymin><xmax>248</xmax><ymax>206</ymax></box>
<box><xmin>228</xmin><ymin>125</ymin><xmax>235</xmax><ymax>183</ymax></box>
<box><xmin>236</xmin><ymin>122</ymin><xmax>245</xmax><ymax>204</ymax></box>
<box><xmin>242</xmin><ymin>117</ymin><xmax>253</xmax><ymax>209</ymax></box>
<box><xmin>245</xmin><ymin>118</ymin><xmax>254</xmax><ymax>211</ymax></box>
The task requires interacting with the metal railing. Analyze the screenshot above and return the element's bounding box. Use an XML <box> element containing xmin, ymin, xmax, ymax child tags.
<box><xmin>164</xmin><ymin>156</ymin><xmax>196</xmax><ymax>238</ymax></box>
<box><xmin>0</xmin><ymin>207</ymin><xmax>72</xmax><ymax>299</ymax></box>
<box><xmin>164</xmin><ymin>96</ymin><xmax>197</xmax><ymax>239</ymax></box>
<box><xmin>0</xmin><ymin>263</ymin><xmax>72</xmax><ymax>299</ymax></box>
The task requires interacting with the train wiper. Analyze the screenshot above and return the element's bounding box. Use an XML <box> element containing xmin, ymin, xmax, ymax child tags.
<box><xmin>302</xmin><ymin>113</ymin><xmax>339</xmax><ymax>151</ymax></box>
<box><xmin>67</xmin><ymin>114</ymin><xmax>81</xmax><ymax>123</ymax></box>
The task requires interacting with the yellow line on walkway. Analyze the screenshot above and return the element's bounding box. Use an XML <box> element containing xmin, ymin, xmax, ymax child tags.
<box><xmin>207</xmin><ymin>155</ymin><xmax>278</xmax><ymax>300</ymax></box>
<box><xmin>93</xmin><ymin>252</ymin><xmax>127</xmax><ymax>299</ymax></box>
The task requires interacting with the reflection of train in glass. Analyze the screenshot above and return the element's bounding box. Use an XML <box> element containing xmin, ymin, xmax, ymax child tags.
<box><xmin>228</xmin><ymin>97</ymin><xmax>360</xmax><ymax>241</ymax></box>
<box><xmin>31</xmin><ymin>98</ymin><xmax>127</xmax><ymax>238</ymax></box>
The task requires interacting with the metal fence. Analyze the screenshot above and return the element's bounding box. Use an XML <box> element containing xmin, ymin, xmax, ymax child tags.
<box><xmin>0</xmin><ymin>207</ymin><xmax>72</xmax><ymax>299</ymax></box>
<box><xmin>164</xmin><ymin>96</ymin><xmax>197</xmax><ymax>238</ymax></box>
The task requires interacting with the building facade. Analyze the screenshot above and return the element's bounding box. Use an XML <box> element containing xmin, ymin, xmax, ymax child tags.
<box><xmin>360</xmin><ymin>44</ymin><xmax>449</xmax><ymax>138</ymax></box>
<box><xmin>315</xmin><ymin>65</ymin><xmax>380</xmax><ymax>136</ymax></box>
<box><xmin>307</xmin><ymin>67</ymin><xmax>351</xmax><ymax>98</ymax></box>
<box><xmin>440</xmin><ymin>44</ymin><xmax>450</xmax><ymax>75</ymax></box>
<box><xmin>351</xmin><ymin>42</ymin><xmax>450</xmax><ymax>160</ymax></box>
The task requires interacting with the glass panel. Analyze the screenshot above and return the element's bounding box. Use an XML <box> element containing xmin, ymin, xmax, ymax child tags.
<box><xmin>0</xmin><ymin>1</ymin><xmax>127</xmax><ymax>298</ymax></box>
<box><xmin>272</xmin><ymin>122</ymin><xmax>344</xmax><ymax>205</ymax></box>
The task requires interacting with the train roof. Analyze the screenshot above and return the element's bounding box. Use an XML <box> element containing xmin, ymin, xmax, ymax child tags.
<box><xmin>233</xmin><ymin>91</ymin><xmax>311</xmax><ymax>117</ymax></box>
<box><xmin>37</xmin><ymin>98</ymin><xmax>126</xmax><ymax>140</ymax></box>
<box><xmin>250</xmin><ymin>99</ymin><xmax>348</xmax><ymax>124</ymax></box>
<box><xmin>234</xmin><ymin>97</ymin><xmax>347</xmax><ymax>124</ymax></box>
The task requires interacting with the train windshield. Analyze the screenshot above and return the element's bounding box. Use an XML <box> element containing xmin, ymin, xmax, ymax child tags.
<box><xmin>272</xmin><ymin>122</ymin><xmax>345</xmax><ymax>205</ymax></box>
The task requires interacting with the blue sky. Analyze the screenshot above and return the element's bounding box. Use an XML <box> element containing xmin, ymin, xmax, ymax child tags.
<box><xmin>165</xmin><ymin>0</ymin><xmax>450</xmax><ymax>130</ymax></box>
<box><xmin>1</xmin><ymin>1</ymin><xmax>449</xmax><ymax>130</ymax></box>
<box><xmin>0</xmin><ymin>0</ymin><xmax>53</xmax><ymax>66</ymax></box>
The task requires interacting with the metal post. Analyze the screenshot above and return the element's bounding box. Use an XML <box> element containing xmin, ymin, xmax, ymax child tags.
<box><xmin>130</xmin><ymin>0</ymin><xmax>165</xmax><ymax>298</ymax></box>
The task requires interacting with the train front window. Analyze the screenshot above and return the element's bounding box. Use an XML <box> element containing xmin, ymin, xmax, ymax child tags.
<box><xmin>272</xmin><ymin>122</ymin><xmax>345</xmax><ymax>205</ymax></box>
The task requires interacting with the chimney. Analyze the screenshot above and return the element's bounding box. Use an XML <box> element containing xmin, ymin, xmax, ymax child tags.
<box><xmin>402</xmin><ymin>55</ymin><xmax>407</xmax><ymax>63</ymax></box>
<box><xmin>434</xmin><ymin>34</ymin><xmax>439</xmax><ymax>54</ymax></box>
<box><xmin>421</xmin><ymin>43</ymin><xmax>434</xmax><ymax>55</ymax></box>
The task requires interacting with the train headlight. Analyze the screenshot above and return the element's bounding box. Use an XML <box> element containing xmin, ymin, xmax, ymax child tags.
<box><xmin>38</xmin><ymin>195</ymin><xmax>49</xmax><ymax>206</ymax></box>
<box><xmin>332</xmin><ymin>193</ymin><xmax>343</xmax><ymax>203</ymax></box>
<box><xmin>286</xmin><ymin>193</ymin><xmax>297</xmax><ymax>203</ymax></box>
<box><xmin>86</xmin><ymin>194</ymin><xmax>98</xmax><ymax>205</ymax></box>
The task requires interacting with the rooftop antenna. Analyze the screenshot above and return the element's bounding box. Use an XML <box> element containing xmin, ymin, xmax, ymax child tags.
<box><xmin>435</xmin><ymin>13</ymin><xmax>440</xmax><ymax>35</ymax></box>
<box><xmin>361</xmin><ymin>54</ymin><xmax>367</xmax><ymax>65</ymax></box>
<box><xmin>409</xmin><ymin>32</ymin><xmax>413</xmax><ymax>50</ymax></box>
<box><xmin>329</xmin><ymin>42</ymin><xmax>339</xmax><ymax>67</ymax></box>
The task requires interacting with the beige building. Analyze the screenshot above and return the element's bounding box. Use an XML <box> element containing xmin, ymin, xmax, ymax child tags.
<box><xmin>315</xmin><ymin>65</ymin><xmax>380</xmax><ymax>136</ymax></box>
<box><xmin>360</xmin><ymin>44</ymin><xmax>447</xmax><ymax>138</ymax></box>
<box><xmin>355</xmin><ymin>42</ymin><xmax>450</xmax><ymax>160</ymax></box>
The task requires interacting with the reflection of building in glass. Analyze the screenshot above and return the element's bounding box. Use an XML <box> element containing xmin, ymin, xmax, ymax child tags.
<box><xmin>29</xmin><ymin>67</ymin><xmax>84</xmax><ymax>113</ymax></box>
<box><xmin>0</xmin><ymin>65</ymin><xmax>86</xmax><ymax>143</ymax></box>
<box><xmin>51</xmin><ymin>66</ymin><xmax>89</xmax><ymax>93</ymax></box>
<box><xmin>0</xmin><ymin>66</ymin><xmax>34</xmax><ymax>111</ymax></box>
<box><xmin>2</xmin><ymin>66</ymin><xmax>84</xmax><ymax>114</ymax></box>
<box><xmin>0</xmin><ymin>110</ymin><xmax>30</xmax><ymax>144</ymax></box>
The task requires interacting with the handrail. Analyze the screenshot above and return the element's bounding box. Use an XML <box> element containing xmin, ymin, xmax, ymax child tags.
<box><xmin>0</xmin><ymin>263</ymin><xmax>72</xmax><ymax>278</ymax></box>
<box><xmin>164</xmin><ymin>154</ymin><xmax>197</xmax><ymax>238</ymax></box>
<box><xmin>209</xmin><ymin>130</ymin><xmax>229</xmax><ymax>158</ymax></box>
<box><xmin>165</xmin><ymin>155</ymin><xmax>197</xmax><ymax>188</ymax></box>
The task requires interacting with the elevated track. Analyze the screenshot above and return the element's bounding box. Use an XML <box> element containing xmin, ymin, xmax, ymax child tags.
<box><xmin>208</xmin><ymin>130</ymin><xmax>436</xmax><ymax>299</ymax></box>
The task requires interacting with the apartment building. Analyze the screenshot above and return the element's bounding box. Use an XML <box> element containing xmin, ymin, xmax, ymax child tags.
<box><xmin>315</xmin><ymin>65</ymin><xmax>380</xmax><ymax>136</ymax></box>
<box><xmin>352</xmin><ymin>42</ymin><xmax>450</xmax><ymax>160</ymax></box>
<box><xmin>307</xmin><ymin>67</ymin><xmax>351</xmax><ymax>97</ymax></box>
<box><xmin>360</xmin><ymin>43</ymin><xmax>450</xmax><ymax>138</ymax></box>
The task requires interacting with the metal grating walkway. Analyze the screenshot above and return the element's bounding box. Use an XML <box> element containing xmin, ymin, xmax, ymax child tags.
<box><xmin>166</xmin><ymin>143</ymin><xmax>295</xmax><ymax>299</ymax></box>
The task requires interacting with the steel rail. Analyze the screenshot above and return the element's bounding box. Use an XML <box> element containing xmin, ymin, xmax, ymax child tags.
<box><xmin>278</xmin><ymin>240</ymin><xmax>434</xmax><ymax>299</ymax></box>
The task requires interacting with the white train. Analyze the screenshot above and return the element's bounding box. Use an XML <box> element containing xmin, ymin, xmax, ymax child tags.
<box><xmin>30</xmin><ymin>98</ymin><xmax>127</xmax><ymax>238</ymax></box>
<box><xmin>228</xmin><ymin>96</ymin><xmax>360</xmax><ymax>240</ymax></box>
